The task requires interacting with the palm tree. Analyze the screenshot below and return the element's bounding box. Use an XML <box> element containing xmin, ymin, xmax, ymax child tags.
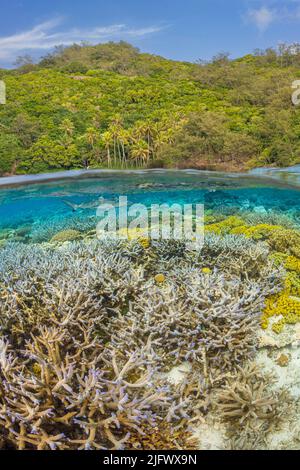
<box><xmin>85</xmin><ymin>127</ymin><xmax>98</xmax><ymax>149</ymax></box>
<box><xmin>59</xmin><ymin>118</ymin><xmax>75</xmax><ymax>138</ymax></box>
<box><xmin>118</xmin><ymin>128</ymin><xmax>130</xmax><ymax>167</ymax></box>
<box><xmin>108</xmin><ymin>115</ymin><xmax>124</xmax><ymax>165</ymax></box>
<box><xmin>59</xmin><ymin>118</ymin><xmax>75</xmax><ymax>148</ymax></box>
<box><xmin>78</xmin><ymin>127</ymin><xmax>99</xmax><ymax>168</ymax></box>
<box><xmin>130</xmin><ymin>140</ymin><xmax>150</xmax><ymax>167</ymax></box>
<box><xmin>101</xmin><ymin>131</ymin><xmax>113</xmax><ymax>167</ymax></box>
<box><xmin>143</xmin><ymin>121</ymin><xmax>157</xmax><ymax>158</ymax></box>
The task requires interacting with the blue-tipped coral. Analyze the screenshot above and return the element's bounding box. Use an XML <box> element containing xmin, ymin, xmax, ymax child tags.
<box><xmin>0</xmin><ymin>232</ymin><xmax>285</xmax><ymax>450</ymax></box>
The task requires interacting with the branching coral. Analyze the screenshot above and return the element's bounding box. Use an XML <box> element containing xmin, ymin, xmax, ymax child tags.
<box><xmin>216</xmin><ymin>363</ymin><xmax>292</xmax><ymax>450</ymax></box>
<box><xmin>126</xmin><ymin>422</ymin><xmax>198</xmax><ymax>450</ymax></box>
<box><xmin>0</xmin><ymin>230</ymin><xmax>290</xmax><ymax>450</ymax></box>
<box><xmin>0</xmin><ymin>333</ymin><xmax>169</xmax><ymax>450</ymax></box>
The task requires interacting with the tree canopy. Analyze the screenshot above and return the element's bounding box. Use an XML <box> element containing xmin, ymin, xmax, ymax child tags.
<box><xmin>0</xmin><ymin>41</ymin><xmax>300</xmax><ymax>175</ymax></box>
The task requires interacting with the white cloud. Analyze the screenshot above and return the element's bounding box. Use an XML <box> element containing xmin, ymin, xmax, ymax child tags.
<box><xmin>247</xmin><ymin>6</ymin><xmax>277</xmax><ymax>31</ymax></box>
<box><xmin>0</xmin><ymin>18</ymin><xmax>165</xmax><ymax>61</ymax></box>
<box><xmin>245</xmin><ymin>1</ymin><xmax>300</xmax><ymax>31</ymax></box>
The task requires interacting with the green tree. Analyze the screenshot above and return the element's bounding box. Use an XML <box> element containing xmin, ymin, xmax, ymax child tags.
<box><xmin>0</xmin><ymin>134</ymin><xmax>21</xmax><ymax>175</ymax></box>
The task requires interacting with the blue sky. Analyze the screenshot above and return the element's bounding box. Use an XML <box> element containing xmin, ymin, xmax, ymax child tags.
<box><xmin>1</xmin><ymin>0</ymin><xmax>300</xmax><ymax>67</ymax></box>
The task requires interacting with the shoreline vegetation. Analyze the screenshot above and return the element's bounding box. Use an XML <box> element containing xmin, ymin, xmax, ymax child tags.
<box><xmin>1</xmin><ymin>41</ymin><xmax>300</xmax><ymax>176</ymax></box>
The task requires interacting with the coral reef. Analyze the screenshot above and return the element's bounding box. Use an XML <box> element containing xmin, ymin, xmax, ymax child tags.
<box><xmin>268</xmin><ymin>229</ymin><xmax>300</xmax><ymax>258</ymax></box>
<box><xmin>30</xmin><ymin>216</ymin><xmax>97</xmax><ymax>243</ymax></box>
<box><xmin>126</xmin><ymin>422</ymin><xmax>198</xmax><ymax>450</ymax></box>
<box><xmin>0</xmin><ymin>232</ymin><xmax>283</xmax><ymax>450</ymax></box>
<box><xmin>0</xmin><ymin>337</ymin><xmax>169</xmax><ymax>450</ymax></box>
<box><xmin>261</xmin><ymin>252</ymin><xmax>300</xmax><ymax>334</ymax></box>
<box><xmin>50</xmin><ymin>229</ymin><xmax>82</xmax><ymax>244</ymax></box>
<box><xmin>216</xmin><ymin>363</ymin><xmax>292</xmax><ymax>450</ymax></box>
<box><xmin>0</xmin><ymin>209</ymin><xmax>299</xmax><ymax>450</ymax></box>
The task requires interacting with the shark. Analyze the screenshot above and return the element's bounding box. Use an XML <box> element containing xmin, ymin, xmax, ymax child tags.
<box><xmin>62</xmin><ymin>196</ymin><xmax>128</xmax><ymax>212</ymax></box>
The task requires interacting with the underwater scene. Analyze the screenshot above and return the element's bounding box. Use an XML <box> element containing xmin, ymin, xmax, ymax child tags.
<box><xmin>1</xmin><ymin>168</ymin><xmax>300</xmax><ymax>450</ymax></box>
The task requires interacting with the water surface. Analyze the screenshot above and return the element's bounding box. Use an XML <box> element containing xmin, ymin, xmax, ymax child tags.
<box><xmin>0</xmin><ymin>169</ymin><xmax>299</xmax><ymax>241</ymax></box>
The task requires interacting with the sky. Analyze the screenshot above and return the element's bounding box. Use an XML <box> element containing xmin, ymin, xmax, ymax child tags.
<box><xmin>1</xmin><ymin>0</ymin><xmax>300</xmax><ymax>67</ymax></box>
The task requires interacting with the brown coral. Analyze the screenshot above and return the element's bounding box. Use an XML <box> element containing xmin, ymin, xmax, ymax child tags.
<box><xmin>216</xmin><ymin>363</ymin><xmax>291</xmax><ymax>450</ymax></box>
<box><xmin>50</xmin><ymin>229</ymin><xmax>81</xmax><ymax>243</ymax></box>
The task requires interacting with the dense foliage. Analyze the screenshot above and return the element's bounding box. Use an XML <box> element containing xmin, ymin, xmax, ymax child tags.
<box><xmin>0</xmin><ymin>41</ymin><xmax>300</xmax><ymax>175</ymax></box>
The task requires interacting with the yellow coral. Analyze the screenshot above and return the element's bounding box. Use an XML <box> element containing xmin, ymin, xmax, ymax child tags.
<box><xmin>261</xmin><ymin>230</ymin><xmax>300</xmax><ymax>333</ymax></box>
<box><xmin>260</xmin><ymin>316</ymin><xmax>269</xmax><ymax>330</ymax></box>
<box><xmin>231</xmin><ymin>224</ymin><xmax>280</xmax><ymax>240</ymax></box>
<box><xmin>202</xmin><ymin>267</ymin><xmax>212</xmax><ymax>275</ymax></box>
<box><xmin>268</xmin><ymin>228</ymin><xmax>300</xmax><ymax>258</ymax></box>
<box><xmin>155</xmin><ymin>274</ymin><xmax>166</xmax><ymax>284</ymax></box>
<box><xmin>118</xmin><ymin>227</ymin><xmax>149</xmax><ymax>240</ymax></box>
<box><xmin>138</xmin><ymin>237</ymin><xmax>150</xmax><ymax>249</ymax></box>
<box><xmin>263</xmin><ymin>288</ymin><xmax>300</xmax><ymax>333</ymax></box>
<box><xmin>272</xmin><ymin>319</ymin><xmax>286</xmax><ymax>335</ymax></box>
<box><xmin>285</xmin><ymin>256</ymin><xmax>300</xmax><ymax>274</ymax></box>
<box><xmin>285</xmin><ymin>312</ymin><xmax>299</xmax><ymax>325</ymax></box>
<box><xmin>205</xmin><ymin>216</ymin><xmax>245</xmax><ymax>235</ymax></box>
<box><xmin>32</xmin><ymin>363</ymin><xmax>42</xmax><ymax>375</ymax></box>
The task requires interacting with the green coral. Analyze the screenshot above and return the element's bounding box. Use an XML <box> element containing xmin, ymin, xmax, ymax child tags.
<box><xmin>50</xmin><ymin>229</ymin><xmax>82</xmax><ymax>244</ymax></box>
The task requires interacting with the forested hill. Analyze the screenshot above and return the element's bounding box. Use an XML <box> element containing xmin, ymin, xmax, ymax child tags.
<box><xmin>1</xmin><ymin>41</ymin><xmax>300</xmax><ymax>176</ymax></box>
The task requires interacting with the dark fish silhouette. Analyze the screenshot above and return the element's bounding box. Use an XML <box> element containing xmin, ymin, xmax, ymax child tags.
<box><xmin>62</xmin><ymin>197</ymin><xmax>128</xmax><ymax>212</ymax></box>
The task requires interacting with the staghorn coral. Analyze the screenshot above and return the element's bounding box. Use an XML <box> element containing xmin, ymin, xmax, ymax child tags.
<box><xmin>30</xmin><ymin>216</ymin><xmax>97</xmax><ymax>243</ymax></box>
<box><xmin>0</xmin><ymin>232</ymin><xmax>289</xmax><ymax>450</ymax></box>
<box><xmin>103</xmin><ymin>236</ymin><xmax>281</xmax><ymax>379</ymax></box>
<box><xmin>242</xmin><ymin>211</ymin><xmax>298</xmax><ymax>229</ymax></box>
<box><xmin>0</xmin><ymin>334</ymin><xmax>170</xmax><ymax>450</ymax></box>
<box><xmin>216</xmin><ymin>363</ymin><xmax>292</xmax><ymax>450</ymax></box>
<box><xmin>126</xmin><ymin>421</ymin><xmax>198</xmax><ymax>450</ymax></box>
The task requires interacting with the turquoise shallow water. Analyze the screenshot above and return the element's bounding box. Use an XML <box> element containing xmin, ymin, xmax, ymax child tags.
<box><xmin>0</xmin><ymin>169</ymin><xmax>300</xmax><ymax>240</ymax></box>
<box><xmin>1</xmin><ymin>169</ymin><xmax>300</xmax><ymax>451</ymax></box>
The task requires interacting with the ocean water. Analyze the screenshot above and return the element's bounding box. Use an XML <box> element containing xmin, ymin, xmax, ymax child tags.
<box><xmin>0</xmin><ymin>170</ymin><xmax>300</xmax><ymax>238</ymax></box>
<box><xmin>1</xmin><ymin>169</ymin><xmax>300</xmax><ymax>450</ymax></box>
